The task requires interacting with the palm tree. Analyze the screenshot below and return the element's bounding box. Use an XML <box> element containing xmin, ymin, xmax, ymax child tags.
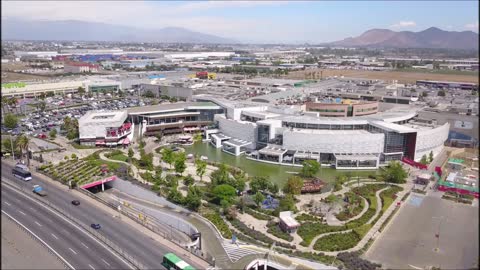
<box><xmin>16</xmin><ymin>134</ymin><xmax>30</xmax><ymax>166</ymax></box>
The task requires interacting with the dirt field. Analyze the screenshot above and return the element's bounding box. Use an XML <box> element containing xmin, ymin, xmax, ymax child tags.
<box><xmin>287</xmin><ymin>69</ymin><xmax>479</xmax><ymax>84</ymax></box>
<box><xmin>1</xmin><ymin>72</ymin><xmax>51</xmax><ymax>82</ymax></box>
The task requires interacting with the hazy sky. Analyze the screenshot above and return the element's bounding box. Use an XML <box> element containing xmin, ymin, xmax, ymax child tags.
<box><xmin>2</xmin><ymin>1</ymin><xmax>479</xmax><ymax>43</ymax></box>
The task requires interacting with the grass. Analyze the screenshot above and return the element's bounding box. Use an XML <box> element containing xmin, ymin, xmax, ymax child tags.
<box><xmin>313</xmin><ymin>231</ymin><xmax>361</xmax><ymax>251</ymax></box>
<box><xmin>108</xmin><ymin>153</ymin><xmax>129</xmax><ymax>163</ymax></box>
<box><xmin>70</xmin><ymin>142</ymin><xmax>98</xmax><ymax>149</ymax></box>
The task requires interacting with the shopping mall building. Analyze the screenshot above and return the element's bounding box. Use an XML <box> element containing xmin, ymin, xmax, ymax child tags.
<box><xmin>198</xmin><ymin>97</ymin><xmax>450</xmax><ymax>170</ymax></box>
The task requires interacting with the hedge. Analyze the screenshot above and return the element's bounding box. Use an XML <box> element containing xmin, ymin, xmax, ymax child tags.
<box><xmin>274</xmin><ymin>248</ymin><xmax>337</xmax><ymax>265</ymax></box>
<box><xmin>296</xmin><ymin>213</ymin><xmax>322</xmax><ymax>223</ymax></box>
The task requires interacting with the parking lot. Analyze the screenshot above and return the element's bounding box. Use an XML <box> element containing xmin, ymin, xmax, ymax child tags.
<box><xmin>2</xmin><ymin>93</ymin><xmax>154</xmax><ymax>139</ymax></box>
<box><xmin>364</xmin><ymin>194</ymin><xmax>479</xmax><ymax>270</ymax></box>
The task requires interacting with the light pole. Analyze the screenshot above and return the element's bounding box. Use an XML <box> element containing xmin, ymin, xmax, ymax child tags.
<box><xmin>432</xmin><ymin>216</ymin><xmax>444</xmax><ymax>252</ymax></box>
<box><xmin>10</xmin><ymin>135</ymin><xmax>15</xmax><ymax>161</ymax></box>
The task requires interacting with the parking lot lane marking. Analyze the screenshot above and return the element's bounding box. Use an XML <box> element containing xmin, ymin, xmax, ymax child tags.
<box><xmin>102</xmin><ymin>259</ymin><xmax>110</xmax><ymax>266</ymax></box>
<box><xmin>18</xmin><ymin>210</ymin><xmax>27</xmax><ymax>216</ymax></box>
<box><xmin>51</xmin><ymin>233</ymin><xmax>58</xmax><ymax>240</ymax></box>
<box><xmin>4</xmin><ymin>201</ymin><xmax>11</xmax><ymax>206</ymax></box>
<box><xmin>81</xmin><ymin>242</ymin><xmax>89</xmax><ymax>249</ymax></box>
<box><xmin>35</xmin><ymin>221</ymin><xmax>42</xmax><ymax>226</ymax></box>
<box><xmin>69</xmin><ymin>248</ymin><xmax>77</xmax><ymax>255</ymax></box>
<box><xmin>89</xmin><ymin>265</ymin><xmax>95</xmax><ymax>270</ymax></box>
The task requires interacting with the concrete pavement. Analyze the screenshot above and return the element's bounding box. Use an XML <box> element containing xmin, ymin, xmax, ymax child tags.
<box><xmin>1</xmin><ymin>212</ymin><xmax>66</xmax><ymax>270</ymax></box>
<box><xmin>1</xmin><ymin>182</ymin><xmax>132</xmax><ymax>270</ymax></box>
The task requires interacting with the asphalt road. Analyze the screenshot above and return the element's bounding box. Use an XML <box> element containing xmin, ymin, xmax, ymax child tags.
<box><xmin>1</xmin><ymin>182</ymin><xmax>131</xmax><ymax>270</ymax></box>
<box><xmin>1</xmin><ymin>162</ymin><xmax>203</xmax><ymax>269</ymax></box>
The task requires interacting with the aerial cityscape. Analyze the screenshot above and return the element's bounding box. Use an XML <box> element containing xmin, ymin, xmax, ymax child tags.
<box><xmin>1</xmin><ymin>1</ymin><xmax>479</xmax><ymax>270</ymax></box>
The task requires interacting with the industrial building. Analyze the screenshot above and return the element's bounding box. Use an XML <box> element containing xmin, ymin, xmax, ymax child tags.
<box><xmin>64</xmin><ymin>62</ymin><xmax>100</xmax><ymax>73</ymax></box>
<box><xmin>416</xmin><ymin>80</ymin><xmax>478</xmax><ymax>90</ymax></box>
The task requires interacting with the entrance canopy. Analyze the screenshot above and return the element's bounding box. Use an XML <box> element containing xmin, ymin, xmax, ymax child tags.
<box><xmin>259</xmin><ymin>146</ymin><xmax>287</xmax><ymax>156</ymax></box>
<box><xmin>81</xmin><ymin>175</ymin><xmax>117</xmax><ymax>189</ymax></box>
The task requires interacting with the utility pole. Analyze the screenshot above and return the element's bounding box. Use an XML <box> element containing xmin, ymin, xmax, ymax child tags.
<box><xmin>10</xmin><ymin>135</ymin><xmax>15</xmax><ymax>161</ymax></box>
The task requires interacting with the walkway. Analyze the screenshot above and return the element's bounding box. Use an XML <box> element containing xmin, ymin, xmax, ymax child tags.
<box><xmin>98</xmin><ymin>151</ymin><xmax>146</xmax><ymax>183</ymax></box>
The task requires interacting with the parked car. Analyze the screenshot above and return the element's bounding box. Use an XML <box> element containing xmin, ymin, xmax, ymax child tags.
<box><xmin>71</xmin><ymin>200</ymin><xmax>80</xmax><ymax>206</ymax></box>
<box><xmin>91</xmin><ymin>223</ymin><xmax>101</xmax><ymax>229</ymax></box>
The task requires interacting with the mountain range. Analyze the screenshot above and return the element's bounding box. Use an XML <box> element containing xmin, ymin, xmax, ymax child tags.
<box><xmin>1</xmin><ymin>19</ymin><xmax>236</xmax><ymax>44</ymax></box>
<box><xmin>2</xmin><ymin>19</ymin><xmax>479</xmax><ymax>49</ymax></box>
<box><xmin>329</xmin><ymin>27</ymin><xmax>479</xmax><ymax>50</ymax></box>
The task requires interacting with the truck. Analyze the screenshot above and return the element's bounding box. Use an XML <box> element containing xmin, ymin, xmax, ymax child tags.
<box><xmin>33</xmin><ymin>185</ymin><xmax>47</xmax><ymax>196</ymax></box>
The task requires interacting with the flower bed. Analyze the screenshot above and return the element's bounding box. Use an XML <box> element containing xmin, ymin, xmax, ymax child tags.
<box><xmin>244</xmin><ymin>208</ymin><xmax>273</xmax><ymax>221</ymax></box>
<box><xmin>266</xmin><ymin>223</ymin><xmax>293</xmax><ymax>242</ymax></box>
<box><xmin>229</xmin><ymin>219</ymin><xmax>296</xmax><ymax>249</ymax></box>
<box><xmin>313</xmin><ymin>231</ymin><xmax>361</xmax><ymax>251</ymax></box>
<box><xmin>297</xmin><ymin>222</ymin><xmax>346</xmax><ymax>246</ymax></box>
<box><xmin>296</xmin><ymin>213</ymin><xmax>322</xmax><ymax>223</ymax></box>
<box><xmin>336</xmin><ymin>193</ymin><xmax>365</xmax><ymax>221</ymax></box>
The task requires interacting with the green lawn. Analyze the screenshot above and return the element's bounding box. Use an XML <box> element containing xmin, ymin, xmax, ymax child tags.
<box><xmin>108</xmin><ymin>153</ymin><xmax>129</xmax><ymax>162</ymax></box>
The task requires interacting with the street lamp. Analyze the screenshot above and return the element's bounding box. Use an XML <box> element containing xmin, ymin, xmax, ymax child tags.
<box><xmin>432</xmin><ymin>216</ymin><xmax>444</xmax><ymax>252</ymax></box>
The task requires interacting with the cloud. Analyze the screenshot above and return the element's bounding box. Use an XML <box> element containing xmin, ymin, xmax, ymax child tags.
<box><xmin>464</xmin><ymin>22</ymin><xmax>479</xmax><ymax>32</ymax></box>
<box><xmin>390</xmin><ymin>21</ymin><xmax>416</xmax><ymax>28</ymax></box>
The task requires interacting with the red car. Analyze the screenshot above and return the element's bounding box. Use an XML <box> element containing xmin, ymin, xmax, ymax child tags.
<box><xmin>37</xmin><ymin>133</ymin><xmax>47</xmax><ymax>139</ymax></box>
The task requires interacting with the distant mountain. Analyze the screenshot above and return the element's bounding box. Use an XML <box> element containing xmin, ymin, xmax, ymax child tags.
<box><xmin>1</xmin><ymin>18</ymin><xmax>236</xmax><ymax>44</ymax></box>
<box><xmin>330</xmin><ymin>27</ymin><xmax>479</xmax><ymax>50</ymax></box>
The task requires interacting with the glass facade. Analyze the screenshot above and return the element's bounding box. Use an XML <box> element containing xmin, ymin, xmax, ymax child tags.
<box><xmin>257</xmin><ymin>124</ymin><xmax>270</xmax><ymax>148</ymax></box>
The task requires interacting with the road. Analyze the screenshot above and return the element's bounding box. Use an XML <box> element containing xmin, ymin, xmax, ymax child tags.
<box><xmin>1</xmin><ymin>162</ymin><xmax>205</xmax><ymax>269</ymax></box>
<box><xmin>1</xmin><ymin>182</ymin><xmax>131</xmax><ymax>270</ymax></box>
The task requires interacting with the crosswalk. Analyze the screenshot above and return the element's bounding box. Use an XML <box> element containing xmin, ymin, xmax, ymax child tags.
<box><xmin>220</xmin><ymin>240</ymin><xmax>261</xmax><ymax>262</ymax></box>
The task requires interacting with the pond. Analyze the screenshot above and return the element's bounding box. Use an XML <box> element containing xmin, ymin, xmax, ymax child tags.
<box><xmin>184</xmin><ymin>142</ymin><xmax>378</xmax><ymax>188</ymax></box>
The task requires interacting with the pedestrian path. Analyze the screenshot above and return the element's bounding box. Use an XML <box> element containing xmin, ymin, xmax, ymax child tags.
<box><xmin>221</xmin><ymin>240</ymin><xmax>261</xmax><ymax>262</ymax></box>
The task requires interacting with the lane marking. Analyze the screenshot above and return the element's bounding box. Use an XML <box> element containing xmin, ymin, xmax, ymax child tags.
<box><xmin>1</xmin><ymin>180</ymin><xmax>135</xmax><ymax>270</ymax></box>
<box><xmin>101</xmin><ymin>259</ymin><xmax>110</xmax><ymax>266</ymax></box>
<box><xmin>51</xmin><ymin>233</ymin><xmax>59</xmax><ymax>240</ymax></box>
<box><xmin>88</xmin><ymin>265</ymin><xmax>95</xmax><ymax>270</ymax></box>
<box><xmin>81</xmin><ymin>242</ymin><xmax>89</xmax><ymax>249</ymax></box>
<box><xmin>69</xmin><ymin>248</ymin><xmax>77</xmax><ymax>255</ymax></box>
<box><xmin>35</xmin><ymin>221</ymin><xmax>42</xmax><ymax>227</ymax></box>
<box><xmin>4</xmin><ymin>201</ymin><xmax>11</xmax><ymax>206</ymax></box>
<box><xmin>18</xmin><ymin>210</ymin><xmax>27</xmax><ymax>216</ymax></box>
<box><xmin>1</xmin><ymin>210</ymin><xmax>76</xmax><ymax>270</ymax></box>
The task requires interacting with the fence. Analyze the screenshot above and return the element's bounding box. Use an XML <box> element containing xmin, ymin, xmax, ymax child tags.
<box><xmin>2</xmin><ymin>210</ymin><xmax>70</xmax><ymax>270</ymax></box>
<box><xmin>1</xmin><ymin>179</ymin><xmax>144</xmax><ymax>269</ymax></box>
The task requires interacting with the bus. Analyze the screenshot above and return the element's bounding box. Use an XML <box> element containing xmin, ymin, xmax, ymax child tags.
<box><xmin>12</xmin><ymin>167</ymin><xmax>32</xmax><ymax>181</ymax></box>
<box><xmin>162</xmin><ymin>253</ymin><xmax>196</xmax><ymax>270</ymax></box>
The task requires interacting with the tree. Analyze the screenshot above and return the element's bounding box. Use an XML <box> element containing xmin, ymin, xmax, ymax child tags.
<box><xmin>166</xmin><ymin>174</ymin><xmax>179</xmax><ymax>188</ymax></box>
<box><xmin>253</xmin><ymin>192</ymin><xmax>265</xmax><ymax>207</ymax></box>
<box><xmin>183</xmin><ymin>174</ymin><xmax>195</xmax><ymax>186</ymax></box>
<box><xmin>49</xmin><ymin>128</ymin><xmax>57</xmax><ymax>139</ymax></box>
<box><xmin>250</xmin><ymin>176</ymin><xmax>271</xmax><ymax>194</ymax></box>
<box><xmin>301</xmin><ymin>160</ymin><xmax>320</xmax><ymax>178</ymax></box>
<box><xmin>173</xmin><ymin>152</ymin><xmax>187</xmax><ymax>175</ymax></box>
<box><xmin>143</xmin><ymin>90</ymin><xmax>155</xmax><ymax>98</ymax></box>
<box><xmin>185</xmin><ymin>185</ymin><xmax>202</xmax><ymax>211</ymax></box>
<box><xmin>421</xmin><ymin>91</ymin><xmax>428</xmax><ymax>97</ymax></box>
<box><xmin>379</xmin><ymin>161</ymin><xmax>408</xmax><ymax>184</ymax></box>
<box><xmin>193</xmin><ymin>132</ymin><xmax>202</xmax><ymax>142</ymax></box>
<box><xmin>429</xmin><ymin>151</ymin><xmax>434</xmax><ymax>163</ymax></box>
<box><xmin>16</xmin><ymin>134</ymin><xmax>30</xmax><ymax>166</ymax></box>
<box><xmin>2</xmin><ymin>138</ymin><xmax>18</xmax><ymax>156</ymax></box>
<box><xmin>128</xmin><ymin>147</ymin><xmax>134</xmax><ymax>161</ymax></box>
<box><xmin>195</xmin><ymin>159</ymin><xmax>207</xmax><ymax>181</ymax></box>
<box><xmin>437</xmin><ymin>90</ymin><xmax>446</xmax><ymax>97</ymax></box>
<box><xmin>162</xmin><ymin>148</ymin><xmax>175</xmax><ymax>168</ymax></box>
<box><xmin>420</xmin><ymin>154</ymin><xmax>428</xmax><ymax>165</ymax></box>
<box><xmin>38</xmin><ymin>101</ymin><xmax>47</xmax><ymax>112</ymax></box>
<box><xmin>283</xmin><ymin>176</ymin><xmax>304</xmax><ymax>195</ymax></box>
<box><xmin>213</xmin><ymin>184</ymin><xmax>237</xmax><ymax>204</ymax></box>
<box><xmin>3</xmin><ymin>113</ymin><xmax>18</xmax><ymax>129</ymax></box>
<box><xmin>210</xmin><ymin>163</ymin><xmax>230</xmax><ymax>186</ymax></box>
<box><xmin>167</xmin><ymin>189</ymin><xmax>184</xmax><ymax>204</ymax></box>
<box><xmin>77</xmin><ymin>86</ymin><xmax>86</xmax><ymax>95</ymax></box>
<box><xmin>278</xmin><ymin>194</ymin><xmax>296</xmax><ymax>213</ymax></box>
<box><xmin>71</xmin><ymin>153</ymin><xmax>77</xmax><ymax>160</ymax></box>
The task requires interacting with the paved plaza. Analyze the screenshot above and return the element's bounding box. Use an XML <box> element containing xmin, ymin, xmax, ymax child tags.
<box><xmin>364</xmin><ymin>194</ymin><xmax>479</xmax><ymax>270</ymax></box>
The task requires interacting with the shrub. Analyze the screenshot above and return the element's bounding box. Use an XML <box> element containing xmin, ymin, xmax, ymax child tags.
<box><xmin>296</xmin><ymin>213</ymin><xmax>323</xmax><ymax>223</ymax></box>
<box><xmin>201</xmin><ymin>211</ymin><xmax>232</xmax><ymax>239</ymax></box>
<box><xmin>244</xmin><ymin>208</ymin><xmax>272</xmax><ymax>221</ymax></box>
<box><xmin>337</xmin><ymin>252</ymin><xmax>381</xmax><ymax>270</ymax></box>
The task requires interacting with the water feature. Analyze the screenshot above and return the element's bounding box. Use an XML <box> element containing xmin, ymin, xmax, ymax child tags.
<box><xmin>184</xmin><ymin>142</ymin><xmax>377</xmax><ymax>188</ymax></box>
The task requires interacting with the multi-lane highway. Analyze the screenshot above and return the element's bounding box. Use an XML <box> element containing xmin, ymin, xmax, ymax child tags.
<box><xmin>1</xmin><ymin>182</ymin><xmax>132</xmax><ymax>270</ymax></box>
<box><xmin>1</xmin><ymin>162</ymin><xmax>206</xmax><ymax>269</ymax></box>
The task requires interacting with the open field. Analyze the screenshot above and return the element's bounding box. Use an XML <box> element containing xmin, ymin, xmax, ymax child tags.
<box><xmin>286</xmin><ymin>69</ymin><xmax>479</xmax><ymax>84</ymax></box>
<box><xmin>1</xmin><ymin>71</ymin><xmax>52</xmax><ymax>82</ymax></box>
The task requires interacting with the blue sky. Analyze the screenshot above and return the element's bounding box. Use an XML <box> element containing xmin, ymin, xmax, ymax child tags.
<box><xmin>3</xmin><ymin>1</ymin><xmax>479</xmax><ymax>43</ymax></box>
